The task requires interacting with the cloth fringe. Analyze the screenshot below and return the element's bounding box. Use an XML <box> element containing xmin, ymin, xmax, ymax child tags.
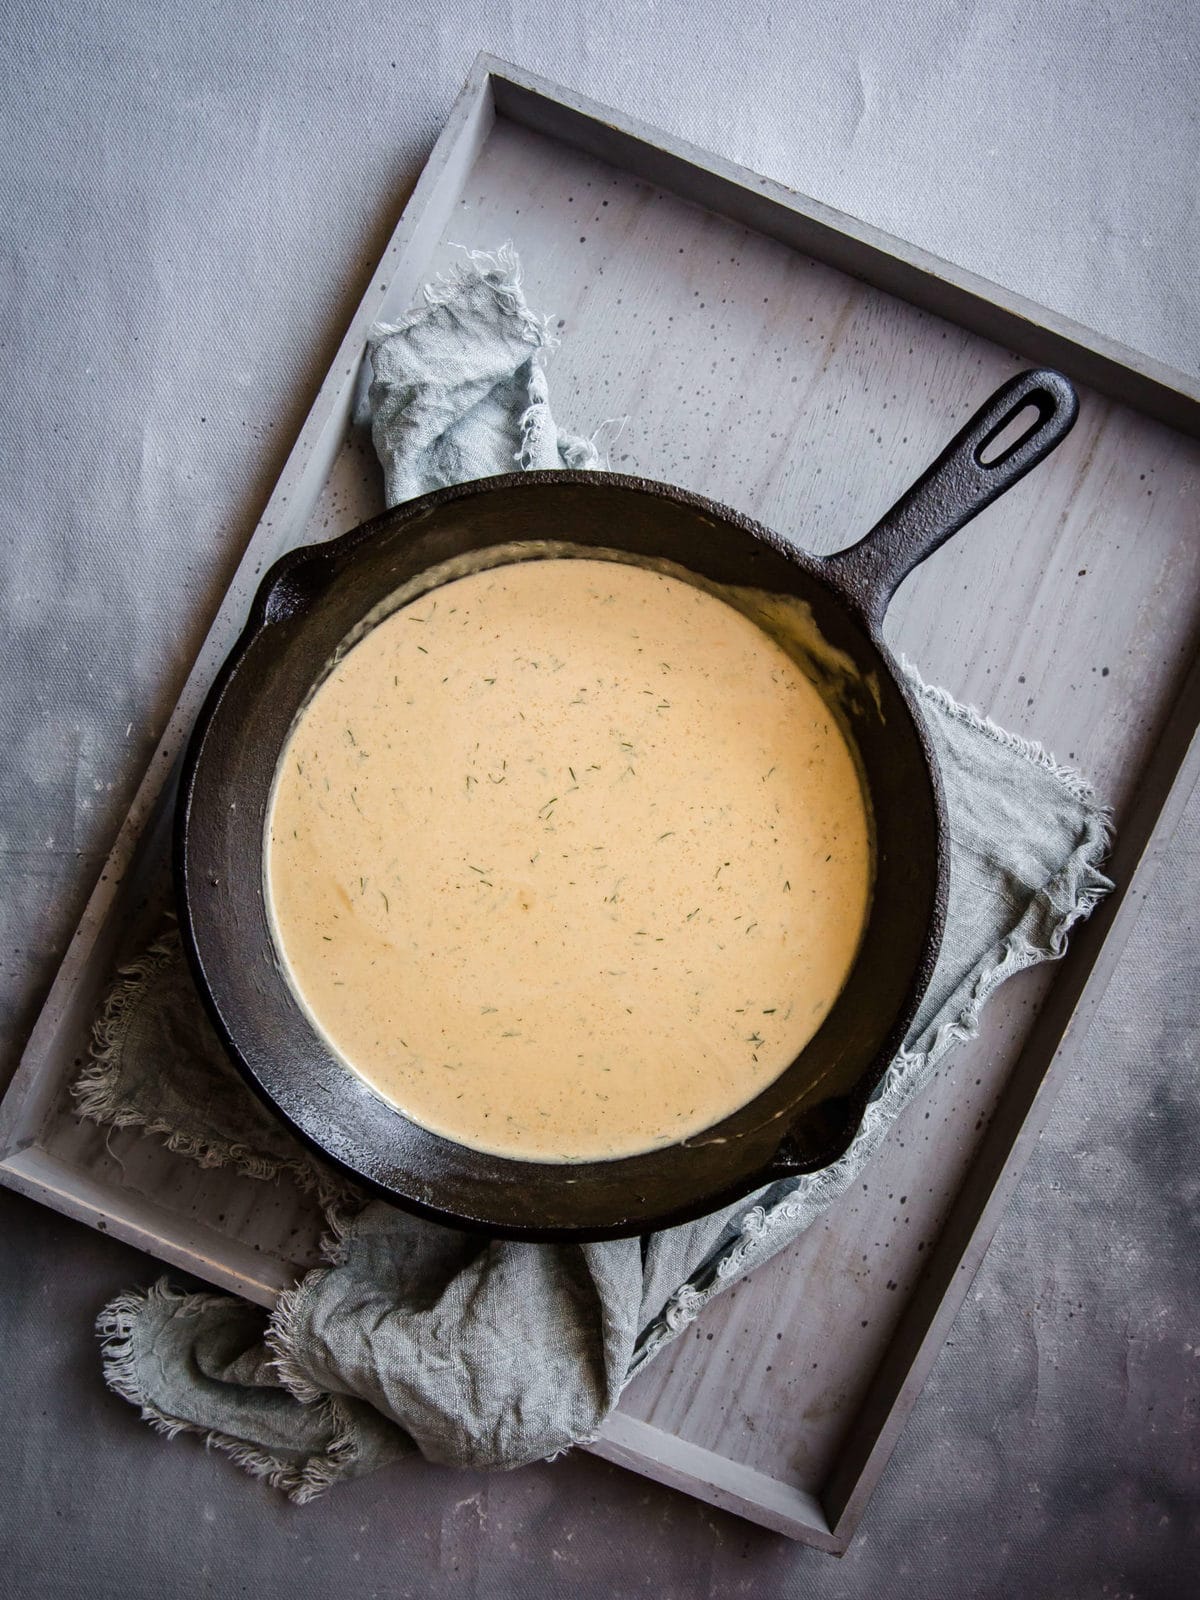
<box><xmin>265</xmin><ymin>1279</ymin><xmax>331</xmax><ymax>1407</ymax></box>
<box><xmin>263</xmin><ymin>1170</ymin><xmax>363</xmax><ymax>1405</ymax></box>
<box><xmin>588</xmin><ymin>414</ymin><xmax>628</xmax><ymax>470</ymax></box>
<box><xmin>370</xmin><ymin>241</ymin><xmax>557</xmax><ymax>353</ymax></box>
<box><xmin>73</xmin><ymin>925</ymin><xmax>181</xmax><ymax>1125</ymax></box>
<box><xmin>266</xmin><ymin>1185</ymin><xmax>361</xmax><ymax>1405</ymax></box>
<box><xmin>96</xmin><ymin>1279</ymin><xmax>356</xmax><ymax>1504</ymax></box>
<box><xmin>903</xmin><ymin>657</ymin><xmax>1112</xmax><ymax>810</ymax></box>
<box><xmin>73</xmin><ymin>929</ymin><xmax>362</xmax><ymax>1228</ymax></box>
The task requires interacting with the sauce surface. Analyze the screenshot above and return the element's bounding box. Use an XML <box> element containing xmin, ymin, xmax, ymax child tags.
<box><xmin>266</xmin><ymin>557</ymin><xmax>871</xmax><ymax>1161</ymax></box>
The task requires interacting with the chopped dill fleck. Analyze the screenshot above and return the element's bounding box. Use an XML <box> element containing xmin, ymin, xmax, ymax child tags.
<box><xmin>416</xmin><ymin>644</ymin><xmax>428</xmax><ymax>654</ymax></box>
<box><xmin>657</xmin><ymin>831</ymin><xmax>675</xmax><ymax>841</ymax></box>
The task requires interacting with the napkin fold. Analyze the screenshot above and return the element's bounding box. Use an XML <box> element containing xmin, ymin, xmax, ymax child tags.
<box><xmin>368</xmin><ymin>242</ymin><xmax>601</xmax><ymax>499</ymax></box>
<box><xmin>80</xmin><ymin>246</ymin><xmax>1113</xmax><ymax>1500</ymax></box>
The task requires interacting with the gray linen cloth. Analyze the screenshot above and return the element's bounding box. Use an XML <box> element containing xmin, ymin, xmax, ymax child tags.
<box><xmin>77</xmin><ymin>247</ymin><xmax>1114</xmax><ymax>1500</ymax></box>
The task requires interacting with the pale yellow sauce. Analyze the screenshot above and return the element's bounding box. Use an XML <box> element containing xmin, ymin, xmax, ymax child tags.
<box><xmin>266</xmin><ymin>557</ymin><xmax>871</xmax><ymax>1162</ymax></box>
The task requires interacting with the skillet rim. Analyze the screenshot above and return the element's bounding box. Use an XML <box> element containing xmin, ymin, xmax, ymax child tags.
<box><xmin>175</xmin><ymin>469</ymin><xmax>949</xmax><ymax>1239</ymax></box>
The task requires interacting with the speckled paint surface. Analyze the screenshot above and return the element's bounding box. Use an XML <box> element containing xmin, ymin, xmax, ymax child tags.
<box><xmin>2</xmin><ymin>3</ymin><xmax>1198</xmax><ymax>1592</ymax></box>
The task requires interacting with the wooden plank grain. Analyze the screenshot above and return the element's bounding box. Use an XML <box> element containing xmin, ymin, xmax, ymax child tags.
<box><xmin>588</xmin><ymin>1412</ymin><xmax>843</xmax><ymax>1551</ymax></box>
<box><xmin>822</xmin><ymin>640</ymin><xmax>1200</xmax><ymax>1540</ymax></box>
<box><xmin>485</xmin><ymin>58</ymin><xmax>1200</xmax><ymax>438</ymax></box>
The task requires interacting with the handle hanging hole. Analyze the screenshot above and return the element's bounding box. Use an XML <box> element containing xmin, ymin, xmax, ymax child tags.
<box><xmin>976</xmin><ymin>400</ymin><xmax>1045</xmax><ymax>467</ymax></box>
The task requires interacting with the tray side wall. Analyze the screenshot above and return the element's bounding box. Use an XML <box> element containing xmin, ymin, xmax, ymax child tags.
<box><xmin>823</xmin><ymin>650</ymin><xmax>1200</xmax><ymax>1537</ymax></box>
<box><xmin>486</xmin><ymin>61</ymin><xmax>1200</xmax><ymax>438</ymax></box>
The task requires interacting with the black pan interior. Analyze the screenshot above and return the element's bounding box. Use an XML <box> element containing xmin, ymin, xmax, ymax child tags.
<box><xmin>177</xmin><ymin>473</ymin><xmax>945</xmax><ymax>1239</ymax></box>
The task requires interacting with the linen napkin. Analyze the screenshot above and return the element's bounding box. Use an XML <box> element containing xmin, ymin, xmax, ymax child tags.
<box><xmin>78</xmin><ymin>247</ymin><xmax>1113</xmax><ymax>1500</ymax></box>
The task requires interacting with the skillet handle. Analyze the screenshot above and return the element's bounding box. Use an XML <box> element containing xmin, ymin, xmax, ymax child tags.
<box><xmin>823</xmin><ymin>368</ymin><xmax>1078</xmax><ymax>628</ymax></box>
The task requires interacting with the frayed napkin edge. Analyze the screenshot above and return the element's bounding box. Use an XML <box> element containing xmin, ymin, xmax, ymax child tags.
<box><xmin>73</xmin><ymin>921</ymin><xmax>363</xmax><ymax>1228</ymax></box>
<box><xmin>96</xmin><ymin>1278</ymin><xmax>357</xmax><ymax>1504</ymax></box>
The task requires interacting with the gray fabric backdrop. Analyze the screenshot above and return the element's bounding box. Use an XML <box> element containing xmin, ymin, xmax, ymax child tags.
<box><xmin>2</xmin><ymin>3</ymin><xmax>1197</xmax><ymax>1594</ymax></box>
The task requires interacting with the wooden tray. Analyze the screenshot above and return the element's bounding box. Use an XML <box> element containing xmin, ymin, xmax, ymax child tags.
<box><xmin>3</xmin><ymin>56</ymin><xmax>1199</xmax><ymax>1555</ymax></box>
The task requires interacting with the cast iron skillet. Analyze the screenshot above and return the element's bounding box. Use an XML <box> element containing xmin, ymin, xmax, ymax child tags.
<box><xmin>177</xmin><ymin>367</ymin><xmax>1078</xmax><ymax>1240</ymax></box>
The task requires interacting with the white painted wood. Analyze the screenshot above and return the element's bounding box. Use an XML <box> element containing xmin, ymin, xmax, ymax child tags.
<box><xmin>587</xmin><ymin>1412</ymin><xmax>842</xmax><ymax>1551</ymax></box>
<box><xmin>1</xmin><ymin>1147</ymin><xmax>291</xmax><ymax>1304</ymax></box>
<box><xmin>3</xmin><ymin>57</ymin><xmax>1199</xmax><ymax>1547</ymax></box>
<box><xmin>485</xmin><ymin>57</ymin><xmax>1200</xmax><ymax>436</ymax></box>
<box><xmin>826</xmin><ymin>694</ymin><xmax>1200</xmax><ymax>1541</ymax></box>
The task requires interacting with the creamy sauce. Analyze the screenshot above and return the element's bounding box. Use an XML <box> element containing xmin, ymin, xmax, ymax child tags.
<box><xmin>265</xmin><ymin>557</ymin><xmax>872</xmax><ymax>1162</ymax></box>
